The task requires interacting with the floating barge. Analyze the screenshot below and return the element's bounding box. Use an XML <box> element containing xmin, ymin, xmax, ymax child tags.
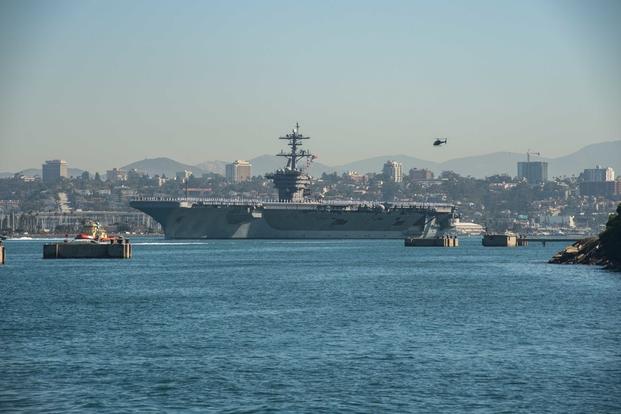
<box><xmin>43</xmin><ymin>221</ymin><xmax>132</xmax><ymax>259</ymax></box>
<box><xmin>405</xmin><ymin>236</ymin><xmax>458</xmax><ymax>247</ymax></box>
<box><xmin>43</xmin><ymin>239</ymin><xmax>132</xmax><ymax>259</ymax></box>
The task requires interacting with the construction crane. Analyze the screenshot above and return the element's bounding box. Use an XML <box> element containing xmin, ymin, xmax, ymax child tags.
<box><xmin>526</xmin><ymin>149</ymin><xmax>540</xmax><ymax>163</ymax></box>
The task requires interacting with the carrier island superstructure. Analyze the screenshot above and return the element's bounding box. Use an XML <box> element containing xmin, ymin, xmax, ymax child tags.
<box><xmin>130</xmin><ymin>124</ymin><xmax>455</xmax><ymax>239</ymax></box>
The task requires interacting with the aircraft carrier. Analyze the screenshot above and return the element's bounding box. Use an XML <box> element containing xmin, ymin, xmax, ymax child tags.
<box><xmin>130</xmin><ymin>124</ymin><xmax>455</xmax><ymax>239</ymax></box>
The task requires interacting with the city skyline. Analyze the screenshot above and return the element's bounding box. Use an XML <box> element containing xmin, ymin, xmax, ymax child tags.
<box><xmin>2</xmin><ymin>138</ymin><xmax>620</xmax><ymax>180</ymax></box>
<box><xmin>1</xmin><ymin>0</ymin><xmax>620</xmax><ymax>172</ymax></box>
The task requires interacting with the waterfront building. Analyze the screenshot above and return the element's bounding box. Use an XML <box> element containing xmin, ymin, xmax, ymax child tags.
<box><xmin>0</xmin><ymin>211</ymin><xmax>161</xmax><ymax>234</ymax></box>
<box><xmin>42</xmin><ymin>160</ymin><xmax>68</xmax><ymax>183</ymax></box>
<box><xmin>452</xmin><ymin>219</ymin><xmax>485</xmax><ymax>235</ymax></box>
<box><xmin>225</xmin><ymin>160</ymin><xmax>252</xmax><ymax>183</ymax></box>
<box><xmin>517</xmin><ymin>161</ymin><xmax>548</xmax><ymax>184</ymax></box>
<box><xmin>537</xmin><ymin>215</ymin><xmax>576</xmax><ymax>228</ymax></box>
<box><xmin>383</xmin><ymin>160</ymin><xmax>403</xmax><ymax>183</ymax></box>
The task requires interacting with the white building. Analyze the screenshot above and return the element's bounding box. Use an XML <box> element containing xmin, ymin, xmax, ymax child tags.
<box><xmin>225</xmin><ymin>160</ymin><xmax>252</xmax><ymax>183</ymax></box>
<box><xmin>382</xmin><ymin>160</ymin><xmax>403</xmax><ymax>183</ymax></box>
<box><xmin>452</xmin><ymin>219</ymin><xmax>485</xmax><ymax>235</ymax></box>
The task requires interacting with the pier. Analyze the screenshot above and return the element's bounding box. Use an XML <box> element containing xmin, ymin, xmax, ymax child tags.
<box><xmin>43</xmin><ymin>239</ymin><xmax>132</xmax><ymax>259</ymax></box>
<box><xmin>522</xmin><ymin>238</ymin><xmax>582</xmax><ymax>246</ymax></box>
<box><xmin>482</xmin><ymin>234</ymin><xmax>519</xmax><ymax>247</ymax></box>
<box><xmin>405</xmin><ymin>236</ymin><xmax>458</xmax><ymax>247</ymax></box>
<box><xmin>483</xmin><ymin>234</ymin><xmax>583</xmax><ymax>247</ymax></box>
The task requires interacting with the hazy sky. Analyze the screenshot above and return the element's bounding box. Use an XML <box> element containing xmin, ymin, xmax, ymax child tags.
<box><xmin>1</xmin><ymin>0</ymin><xmax>620</xmax><ymax>172</ymax></box>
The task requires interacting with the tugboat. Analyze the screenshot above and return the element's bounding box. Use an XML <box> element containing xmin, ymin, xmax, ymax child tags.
<box><xmin>73</xmin><ymin>221</ymin><xmax>115</xmax><ymax>243</ymax></box>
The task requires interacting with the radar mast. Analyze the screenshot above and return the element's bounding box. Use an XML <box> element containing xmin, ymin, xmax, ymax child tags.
<box><xmin>266</xmin><ymin>123</ymin><xmax>316</xmax><ymax>202</ymax></box>
<box><xmin>276</xmin><ymin>122</ymin><xmax>315</xmax><ymax>171</ymax></box>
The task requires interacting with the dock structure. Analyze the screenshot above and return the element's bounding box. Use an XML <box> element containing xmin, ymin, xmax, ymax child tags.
<box><xmin>482</xmin><ymin>235</ymin><xmax>579</xmax><ymax>247</ymax></box>
<box><xmin>0</xmin><ymin>241</ymin><xmax>4</xmax><ymax>265</ymax></box>
<box><xmin>405</xmin><ymin>236</ymin><xmax>458</xmax><ymax>247</ymax></box>
<box><xmin>43</xmin><ymin>239</ymin><xmax>132</xmax><ymax>259</ymax></box>
<box><xmin>523</xmin><ymin>238</ymin><xmax>581</xmax><ymax>246</ymax></box>
<box><xmin>482</xmin><ymin>234</ymin><xmax>518</xmax><ymax>247</ymax></box>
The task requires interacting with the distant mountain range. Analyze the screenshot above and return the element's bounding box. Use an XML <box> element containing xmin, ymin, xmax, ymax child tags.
<box><xmin>549</xmin><ymin>141</ymin><xmax>621</xmax><ymax>177</ymax></box>
<box><xmin>324</xmin><ymin>141</ymin><xmax>621</xmax><ymax>178</ymax></box>
<box><xmin>2</xmin><ymin>140</ymin><xmax>619</xmax><ymax>179</ymax></box>
<box><xmin>121</xmin><ymin>157</ymin><xmax>205</xmax><ymax>178</ymax></box>
<box><xmin>194</xmin><ymin>160</ymin><xmax>227</xmax><ymax>176</ymax></box>
<box><xmin>218</xmin><ymin>140</ymin><xmax>621</xmax><ymax>178</ymax></box>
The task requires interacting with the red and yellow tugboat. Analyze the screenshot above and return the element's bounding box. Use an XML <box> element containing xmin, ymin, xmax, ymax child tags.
<box><xmin>73</xmin><ymin>221</ymin><xmax>116</xmax><ymax>243</ymax></box>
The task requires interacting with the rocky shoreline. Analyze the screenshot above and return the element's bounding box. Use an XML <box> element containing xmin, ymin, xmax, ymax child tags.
<box><xmin>549</xmin><ymin>237</ymin><xmax>620</xmax><ymax>271</ymax></box>
<box><xmin>550</xmin><ymin>203</ymin><xmax>621</xmax><ymax>271</ymax></box>
<box><xmin>548</xmin><ymin>204</ymin><xmax>621</xmax><ymax>272</ymax></box>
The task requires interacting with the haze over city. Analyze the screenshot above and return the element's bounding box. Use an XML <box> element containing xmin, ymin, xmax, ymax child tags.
<box><xmin>1</xmin><ymin>0</ymin><xmax>620</xmax><ymax>172</ymax></box>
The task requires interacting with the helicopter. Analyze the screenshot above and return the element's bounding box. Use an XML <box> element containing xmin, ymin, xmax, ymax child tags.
<box><xmin>433</xmin><ymin>138</ymin><xmax>447</xmax><ymax>146</ymax></box>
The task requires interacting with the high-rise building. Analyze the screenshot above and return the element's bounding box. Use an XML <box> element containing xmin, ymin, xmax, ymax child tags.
<box><xmin>225</xmin><ymin>160</ymin><xmax>252</xmax><ymax>182</ymax></box>
<box><xmin>581</xmin><ymin>165</ymin><xmax>615</xmax><ymax>182</ymax></box>
<box><xmin>517</xmin><ymin>161</ymin><xmax>548</xmax><ymax>184</ymax></box>
<box><xmin>579</xmin><ymin>166</ymin><xmax>618</xmax><ymax>198</ymax></box>
<box><xmin>42</xmin><ymin>160</ymin><xmax>68</xmax><ymax>183</ymax></box>
<box><xmin>382</xmin><ymin>160</ymin><xmax>403</xmax><ymax>183</ymax></box>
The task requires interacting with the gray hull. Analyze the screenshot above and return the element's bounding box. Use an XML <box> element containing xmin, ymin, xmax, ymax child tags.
<box><xmin>130</xmin><ymin>200</ymin><xmax>455</xmax><ymax>239</ymax></box>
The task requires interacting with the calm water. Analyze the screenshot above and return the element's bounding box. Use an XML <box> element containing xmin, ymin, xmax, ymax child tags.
<box><xmin>1</xmin><ymin>238</ymin><xmax>620</xmax><ymax>413</ymax></box>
